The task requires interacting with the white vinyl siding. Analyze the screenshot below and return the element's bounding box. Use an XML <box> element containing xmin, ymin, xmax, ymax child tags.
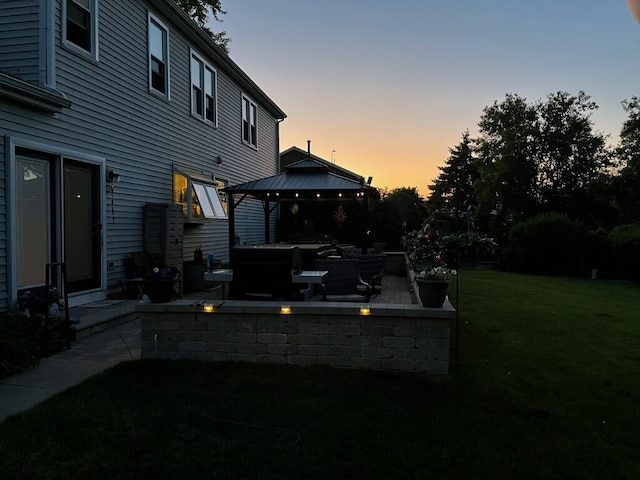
<box><xmin>0</xmin><ymin>2</ymin><xmax>41</xmax><ymax>84</ymax></box>
<box><xmin>0</xmin><ymin>0</ymin><xmax>283</xmax><ymax>308</ymax></box>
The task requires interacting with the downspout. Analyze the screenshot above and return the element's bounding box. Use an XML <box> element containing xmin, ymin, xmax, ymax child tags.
<box><xmin>271</xmin><ymin>117</ymin><xmax>285</xmax><ymax>242</ymax></box>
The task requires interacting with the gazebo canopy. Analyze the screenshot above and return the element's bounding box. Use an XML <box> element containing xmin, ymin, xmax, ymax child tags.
<box><xmin>223</xmin><ymin>158</ymin><xmax>379</xmax><ymax>247</ymax></box>
<box><xmin>225</xmin><ymin>158</ymin><xmax>377</xmax><ymax>200</ymax></box>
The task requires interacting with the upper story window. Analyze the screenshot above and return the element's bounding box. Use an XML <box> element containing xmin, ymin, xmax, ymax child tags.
<box><xmin>190</xmin><ymin>51</ymin><xmax>217</xmax><ymax>125</ymax></box>
<box><xmin>242</xmin><ymin>95</ymin><xmax>258</xmax><ymax>147</ymax></box>
<box><xmin>148</xmin><ymin>13</ymin><xmax>170</xmax><ymax>99</ymax></box>
<box><xmin>63</xmin><ymin>0</ymin><xmax>99</xmax><ymax>60</ymax></box>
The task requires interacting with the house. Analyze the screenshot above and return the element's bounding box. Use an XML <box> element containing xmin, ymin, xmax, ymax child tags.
<box><xmin>0</xmin><ymin>0</ymin><xmax>286</xmax><ymax>311</ymax></box>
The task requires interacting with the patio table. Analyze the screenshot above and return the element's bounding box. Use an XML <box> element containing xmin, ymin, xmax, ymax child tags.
<box><xmin>203</xmin><ymin>269</ymin><xmax>233</xmax><ymax>298</ymax></box>
<box><xmin>292</xmin><ymin>270</ymin><xmax>328</xmax><ymax>300</ymax></box>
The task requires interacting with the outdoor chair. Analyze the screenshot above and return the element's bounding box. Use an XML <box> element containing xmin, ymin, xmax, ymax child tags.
<box><xmin>119</xmin><ymin>251</ymin><xmax>182</xmax><ymax>300</ymax></box>
<box><xmin>315</xmin><ymin>258</ymin><xmax>371</xmax><ymax>302</ymax></box>
<box><xmin>346</xmin><ymin>253</ymin><xmax>386</xmax><ymax>296</ymax></box>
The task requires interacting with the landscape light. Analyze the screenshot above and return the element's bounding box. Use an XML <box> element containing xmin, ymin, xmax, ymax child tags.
<box><xmin>280</xmin><ymin>305</ymin><xmax>291</xmax><ymax>314</ymax></box>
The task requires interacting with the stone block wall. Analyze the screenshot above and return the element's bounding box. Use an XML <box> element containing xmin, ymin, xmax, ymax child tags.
<box><xmin>138</xmin><ymin>301</ymin><xmax>454</xmax><ymax>374</ymax></box>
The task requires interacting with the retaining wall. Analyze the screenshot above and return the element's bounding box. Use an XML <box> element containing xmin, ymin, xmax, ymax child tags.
<box><xmin>137</xmin><ymin>300</ymin><xmax>455</xmax><ymax>374</ymax></box>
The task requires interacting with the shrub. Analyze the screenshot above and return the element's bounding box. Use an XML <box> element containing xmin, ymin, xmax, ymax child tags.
<box><xmin>609</xmin><ymin>224</ymin><xmax>640</xmax><ymax>281</ymax></box>
<box><xmin>502</xmin><ymin>213</ymin><xmax>590</xmax><ymax>276</ymax></box>
<box><xmin>0</xmin><ymin>313</ymin><xmax>42</xmax><ymax>379</ymax></box>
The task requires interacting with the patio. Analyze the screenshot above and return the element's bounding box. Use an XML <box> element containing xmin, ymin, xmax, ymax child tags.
<box><xmin>136</xmin><ymin>258</ymin><xmax>456</xmax><ymax>375</ymax></box>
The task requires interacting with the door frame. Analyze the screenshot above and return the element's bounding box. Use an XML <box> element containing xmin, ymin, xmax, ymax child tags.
<box><xmin>6</xmin><ymin>136</ymin><xmax>107</xmax><ymax>309</ymax></box>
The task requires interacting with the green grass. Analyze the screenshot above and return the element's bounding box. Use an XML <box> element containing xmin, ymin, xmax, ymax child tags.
<box><xmin>1</xmin><ymin>271</ymin><xmax>639</xmax><ymax>479</ymax></box>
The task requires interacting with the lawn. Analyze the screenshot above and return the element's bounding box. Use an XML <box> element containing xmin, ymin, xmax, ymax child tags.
<box><xmin>1</xmin><ymin>271</ymin><xmax>639</xmax><ymax>479</ymax></box>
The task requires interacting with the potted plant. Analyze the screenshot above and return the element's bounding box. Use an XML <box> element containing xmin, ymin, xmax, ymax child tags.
<box><xmin>144</xmin><ymin>267</ymin><xmax>181</xmax><ymax>303</ymax></box>
<box><xmin>18</xmin><ymin>287</ymin><xmax>65</xmax><ymax>318</ymax></box>
<box><xmin>415</xmin><ymin>266</ymin><xmax>456</xmax><ymax>308</ymax></box>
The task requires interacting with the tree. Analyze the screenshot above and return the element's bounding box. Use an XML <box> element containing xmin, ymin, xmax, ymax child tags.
<box><xmin>474</xmin><ymin>93</ymin><xmax>540</xmax><ymax>241</ymax></box>
<box><xmin>370</xmin><ymin>187</ymin><xmax>427</xmax><ymax>250</ymax></box>
<box><xmin>536</xmin><ymin>91</ymin><xmax>610</xmax><ymax>223</ymax></box>
<box><xmin>175</xmin><ymin>0</ymin><xmax>230</xmax><ymax>52</ymax></box>
<box><xmin>474</xmin><ymin>91</ymin><xmax>614</xmax><ymax>240</ymax></box>
<box><xmin>426</xmin><ymin>130</ymin><xmax>478</xmax><ymax>215</ymax></box>
<box><xmin>615</xmin><ymin>96</ymin><xmax>640</xmax><ymax>223</ymax></box>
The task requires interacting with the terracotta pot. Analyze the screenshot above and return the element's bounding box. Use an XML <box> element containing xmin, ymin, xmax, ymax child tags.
<box><xmin>416</xmin><ymin>279</ymin><xmax>449</xmax><ymax>308</ymax></box>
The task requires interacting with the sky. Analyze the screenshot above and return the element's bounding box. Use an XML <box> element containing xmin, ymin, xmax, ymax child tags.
<box><xmin>211</xmin><ymin>0</ymin><xmax>640</xmax><ymax>197</ymax></box>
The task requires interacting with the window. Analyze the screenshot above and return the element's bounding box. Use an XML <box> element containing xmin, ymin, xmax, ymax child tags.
<box><xmin>242</xmin><ymin>95</ymin><xmax>257</xmax><ymax>147</ymax></box>
<box><xmin>174</xmin><ymin>171</ymin><xmax>227</xmax><ymax>222</ymax></box>
<box><xmin>191</xmin><ymin>51</ymin><xmax>217</xmax><ymax>124</ymax></box>
<box><xmin>63</xmin><ymin>0</ymin><xmax>99</xmax><ymax>60</ymax></box>
<box><xmin>148</xmin><ymin>13</ymin><xmax>170</xmax><ymax>98</ymax></box>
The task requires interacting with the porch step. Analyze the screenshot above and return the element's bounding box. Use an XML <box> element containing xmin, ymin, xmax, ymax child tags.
<box><xmin>69</xmin><ymin>300</ymin><xmax>138</xmax><ymax>341</ymax></box>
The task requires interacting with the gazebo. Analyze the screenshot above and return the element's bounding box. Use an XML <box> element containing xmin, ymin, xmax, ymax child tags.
<box><xmin>223</xmin><ymin>157</ymin><xmax>379</xmax><ymax>252</ymax></box>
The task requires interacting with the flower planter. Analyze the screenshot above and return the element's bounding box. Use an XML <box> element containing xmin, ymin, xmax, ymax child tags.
<box><xmin>416</xmin><ymin>279</ymin><xmax>449</xmax><ymax>308</ymax></box>
<box><xmin>144</xmin><ymin>280</ymin><xmax>176</xmax><ymax>303</ymax></box>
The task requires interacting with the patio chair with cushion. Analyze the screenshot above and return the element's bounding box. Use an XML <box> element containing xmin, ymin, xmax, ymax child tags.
<box><xmin>315</xmin><ymin>258</ymin><xmax>371</xmax><ymax>302</ymax></box>
<box><xmin>346</xmin><ymin>253</ymin><xmax>386</xmax><ymax>296</ymax></box>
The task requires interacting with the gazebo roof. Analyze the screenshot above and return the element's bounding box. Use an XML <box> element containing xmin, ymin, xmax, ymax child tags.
<box><xmin>224</xmin><ymin>158</ymin><xmax>378</xmax><ymax>200</ymax></box>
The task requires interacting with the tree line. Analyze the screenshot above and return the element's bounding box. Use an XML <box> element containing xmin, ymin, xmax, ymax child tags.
<box><xmin>423</xmin><ymin>91</ymin><xmax>640</xmax><ymax>279</ymax></box>
<box><xmin>373</xmin><ymin>91</ymin><xmax>640</xmax><ymax>280</ymax></box>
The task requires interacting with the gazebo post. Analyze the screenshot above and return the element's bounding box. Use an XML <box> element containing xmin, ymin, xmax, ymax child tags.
<box><xmin>362</xmin><ymin>192</ymin><xmax>370</xmax><ymax>254</ymax></box>
<box><xmin>264</xmin><ymin>199</ymin><xmax>271</xmax><ymax>244</ymax></box>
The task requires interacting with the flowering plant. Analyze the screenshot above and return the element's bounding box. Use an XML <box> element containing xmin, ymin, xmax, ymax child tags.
<box><xmin>405</xmin><ymin>223</ymin><xmax>443</xmax><ymax>268</ymax></box>
<box><xmin>416</xmin><ymin>266</ymin><xmax>457</xmax><ymax>281</ymax></box>
<box><xmin>145</xmin><ymin>266</ymin><xmax>180</xmax><ymax>281</ymax></box>
<box><xmin>18</xmin><ymin>287</ymin><xmax>65</xmax><ymax>316</ymax></box>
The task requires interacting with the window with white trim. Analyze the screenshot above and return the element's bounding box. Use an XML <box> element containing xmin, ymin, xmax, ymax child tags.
<box><xmin>148</xmin><ymin>13</ymin><xmax>170</xmax><ymax>98</ymax></box>
<box><xmin>174</xmin><ymin>171</ymin><xmax>227</xmax><ymax>222</ymax></box>
<box><xmin>191</xmin><ymin>51</ymin><xmax>217</xmax><ymax>125</ymax></box>
<box><xmin>63</xmin><ymin>0</ymin><xmax>99</xmax><ymax>60</ymax></box>
<box><xmin>242</xmin><ymin>95</ymin><xmax>257</xmax><ymax>147</ymax></box>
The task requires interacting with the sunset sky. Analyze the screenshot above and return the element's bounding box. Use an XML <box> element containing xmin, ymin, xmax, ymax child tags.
<box><xmin>214</xmin><ymin>1</ymin><xmax>640</xmax><ymax>197</ymax></box>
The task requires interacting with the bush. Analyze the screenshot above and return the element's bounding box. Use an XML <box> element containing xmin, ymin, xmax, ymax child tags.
<box><xmin>609</xmin><ymin>224</ymin><xmax>640</xmax><ymax>281</ymax></box>
<box><xmin>502</xmin><ymin>213</ymin><xmax>590</xmax><ymax>276</ymax></box>
<box><xmin>0</xmin><ymin>313</ymin><xmax>42</xmax><ymax>379</ymax></box>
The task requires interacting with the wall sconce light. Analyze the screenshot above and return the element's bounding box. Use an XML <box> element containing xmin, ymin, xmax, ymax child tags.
<box><xmin>107</xmin><ymin>170</ymin><xmax>120</xmax><ymax>184</ymax></box>
<box><xmin>203</xmin><ymin>303</ymin><xmax>215</xmax><ymax>313</ymax></box>
<box><xmin>216</xmin><ymin>155</ymin><xmax>223</xmax><ymax>165</ymax></box>
<box><xmin>280</xmin><ymin>305</ymin><xmax>291</xmax><ymax>314</ymax></box>
<box><xmin>359</xmin><ymin>305</ymin><xmax>371</xmax><ymax>315</ymax></box>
